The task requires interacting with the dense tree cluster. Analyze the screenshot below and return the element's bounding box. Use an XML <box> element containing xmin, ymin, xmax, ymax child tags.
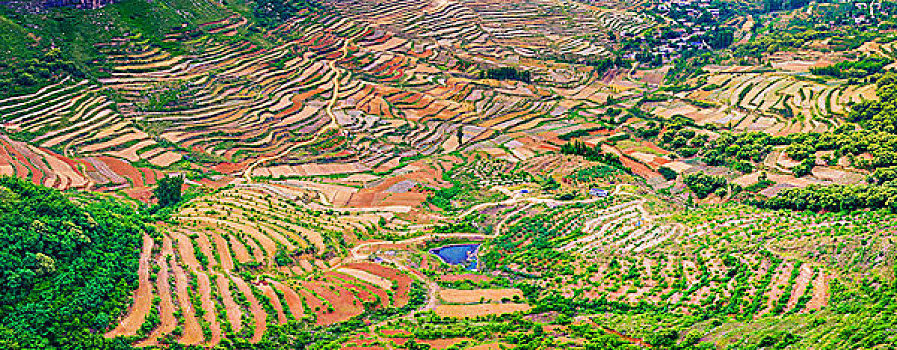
<box><xmin>0</xmin><ymin>176</ymin><xmax>147</xmax><ymax>349</ymax></box>
<box><xmin>762</xmin><ymin>0</ymin><xmax>810</xmax><ymax>13</ymax></box>
<box><xmin>700</xmin><ymin>27</ymin><xmax>735</xmax><ymax>50</ymax></box>
<box><xmin>810</xmin><ymin>56</ymin><xmax>893</xmax><ymax>79</ymax></box>
<box><xmin>154</xmin><ymin>175</ymin><xmax>184</xmax><ymax>207</ymax></box>
<box><xmin>758</xmin><ymin>184</ymin><xmax>897</xmax><ymax>212</ymax></box>
<box><xmin>825</xmin><ymin>274</ymin><xmax>897</xmax><ymax>348</ymax></box>
<box><xmin>650</xmin><ymin>114</ymin><xmax>706</xmax><ymax>157</ymax></box>
<box><xmin>480</xmin><ymin>67</ymin><xmax>532</xmax><ymax>83</ymax></box>
<box><xmin>560</xmin><ymin>140</ymin><xmax>626</xmax><ymax>171</ymax></box>
<box><xmin>683</xmin><ymin>172</ymin><xmax>729</xmax><ymax>198</ymax></box>
<box><xmin>702</xmin><ymin>132</ymin><xmax>786</xmax><ymax>172</ymax></box>
<box><xmin>850</xmin><ymin>73</ymin><xmax>897</xmax><ymax>133</ymax></box>
<box><xmin>0</xmin><ymin>48</ymin><xmax>82</xmax><ymax>100</ymax></box>
<box><xmin>732</xmin><ymin>30</ymin><xmax>828</xmax><ymax>58</ymax></box>
<box><xmin>658</xmin><ymin>166</ymin><xmax>677</xmax><ymax>181</ymax></box>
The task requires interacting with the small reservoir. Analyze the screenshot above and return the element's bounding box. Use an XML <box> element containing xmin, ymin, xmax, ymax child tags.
<box><xmin>429</xmin><ymin>244</ymin><xmax>480</xmax><ymax>271</ymax></box>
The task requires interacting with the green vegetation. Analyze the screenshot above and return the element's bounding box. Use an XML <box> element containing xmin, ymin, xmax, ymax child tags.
<box><xmin>253</xmin><ymin>0</ymin><xmax>321</xmax><ymax>28</ymax></box>
<box><xmin>0</xmin><ymin>176</ymin><xmax>147</xmax><ymax>349</ymax></box>
<box><xmin>480</xmin><ymin>67</ymin><xmax>532</xmax><ymax>83</ymax></box>
<box><xmin>683</xmin><ymin>172</ymin><xmax>729</xmax><ymax>198</ymax></box>
<box><xmin>658</xmin><ymin>166</ymin><xmax>677</xmax><ymax>181</ymax></box>
<box><xmin>154</xmin><ymin>175</ymin><xmax>183</xmax><ymax>208</ymax></box>
<box><xmin>810</xmin><ymin>56</ymin><xmax>893</xmax><ymax>79</ymax></box>
<box><xmin>758</xmin><ymin>184</ymin><xmax>897</xmax><ymax>212</ymax></box>
<box><xmin>0</xmin><ymin>0</ymin><xmax>233</xmax><ymax>90</ymax></box>
<box><xmin>560</xmin><ymin>141</ymin><xmax>626</xmax><ymax>171</ymax></box>
<box><xmin>4</xmin><ymin>0</ymin><xmax>897</xmax><ymax>348</ymax></box>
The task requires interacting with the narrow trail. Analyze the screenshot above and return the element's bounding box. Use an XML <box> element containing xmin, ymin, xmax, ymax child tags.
<box><xmin>243</xmin><ymin>30</ymin><xmax>367</xmax><ymax>184</ymax></box>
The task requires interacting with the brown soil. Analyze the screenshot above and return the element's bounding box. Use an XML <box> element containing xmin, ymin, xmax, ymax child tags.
<box><xmin>303</xmin><ymin>280</ymin><xmax>365</xmax><ymax>325</ymax></box>
<box><xmin>332</xmin><ymin>271</ymin><xmax>391</xmax><ymax>308</ymax></box>
<box><xmin>439</xmin><ymin>289</ymin><xmax>523</xmax><ymax>303</ymax></box>
<box><xmin>270</xmin><ymin>280</ymin><xmax>305</xmax><ymax>320</ymax></box>
<box><xmin>434</xmin><ymin>303</ymin><xmax>531</xmax><ymax>317</ymax></box>
<box><xmin>260</xmin><ymin>284</ymin><xmax>287</xmax><ymax>324</ymax></box>
<box><xmin>137</xmin><ymin>237</ymin><xmax>178</xmax><ymax>347</ymax></box>
<box><xmin>231</xmin><ymin>276</ymin><xmax>268</xmax><ymax>343</ymax></box>
<box><xmin>228</xmin><ymin>235</ymin><xmax>252</xmax><ymax>264</ymax></box>
<box><xmin>174</xmin><ymin>232</ymin><xmax>202</xmax><ymax>271</ymax></box>
<box><xmin>806</xmin><ymin>272</ymin><xmax>829</xmax><ymax>310</ymax></box>
<box><xmin>420</xmin><ymin>338</ymin><xmax>475</xmax><ymax>349</ymax></box>
<box><xmin>344</xmin><ymin>262</ymin><xmax>412</xmax><ymax>307</ymax></box>
<box><xmin>169</xmin><ymin>253</ymin><xmax>203</xmax><ymax>345</ymax></box>
<box><xmin>195</xmin><ymin>272</ymin><xmax>222</xmax><ymax>346</ymax></box>
<box><xmin>214</xmin><ymin>274</ymin><xmax>243</xmax><ymax>333</ymax></box>
<box><xmin>105</xmin><ymin>233</ymin><xmax>154</xmax><ymax>337</ymax></box>
<box><xmin>193</xmin><ymin>230</ymin><xmax>219</xmax><ymax>269</ymax></box>
<box><xmin>212</xmin><ymin>233</ymin><xmax>235</xmax><ymax>271</ymax></box>
<box><xmin>786</xmin><ymin>265</ymin><xmax>813</xmax><ymax>311</ymax></box>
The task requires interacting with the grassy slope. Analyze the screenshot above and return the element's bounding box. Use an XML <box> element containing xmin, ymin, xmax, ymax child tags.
<box><xmin>0</xmin><ymin>0</ymin><xmax>233</xmax><ymax>76</ymax></box>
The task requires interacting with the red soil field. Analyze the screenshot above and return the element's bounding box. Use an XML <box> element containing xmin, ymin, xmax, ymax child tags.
<box><xmin>339</xmin><ymin>273</ymin><xmax>391</xmax><ymax>308</ymax></box>
<box><xmin>197</xmin><ymin>176</ymin><xmax>235</xmax><ymax>189</ymax></box>
<box><xmin>137</xmin><ymin>237</ymin><xmax>178</xmax><ymax>347</ymax></box>
<box><xmin>123</xmin><ymin>187</ymin><xmax>154</xmax><ymax>204</ymax></box>
<box><xmin>259</xmin><ymin>284</ymin><xmax>287</xmax><ymax>324</ymax></box>
<box><xmin>231</xmin><ymin>276</ymin><xmax>267</xmax><ymax>343</ymax></box>
<box><xmin>105</xmin><ymin>233</ymin><xmax>154</xmax><ymax>338</ymax></box>
<box><xmin>302</xmin><ymin>280</ymin><xmax>364</xmax><ymax>325</ymax></box>
<box><xmin>99</xmin><ymin>156</ymin><xmax>145</xmax><ymax>187</ymax></box>
<box><xmin>297</xmin><ymin>287</ymin><xmax>326</xmax><ymax>320</ymax></box>
<box><xmin>169</xmin><ymin>255</ymin><xmax>203</xmax><ymax>345</ymax></box>
<box><xmin>0</xmin><ymin>140</ymin><xmax>28</xmax><ymax>178</ymax></box>
<box><xmin>344</xmin><ymin>262</ymin><xmax>412</xmax><ymax>307</ymax></box>
<box><xmin>269</xmin><ymin>280</ymin><xmax>305</xmax><ymax>320</ymax></box>
<box><xmin>212</xmin><ymin>160</ymin><xmax>253</xmax><ymax>174</ymax></box>
<box><xmin>2</xmin><ymin>139</ymin><xmax>42</xmax><ymax>184</ymax></box>
<box><xmin>618</xmin><ymin>154</ymin><xmax>660</xmax><ymax>178</ymax></box>
<box><xmin>139</xmin><ymin>168</ymin><xmax>160</xmax><ymax>186</ymax></box>
<box><xmin>421</xmin><ymin>338</ymin><xmax>474</xmax><ymax>349</ymax></box>
<box><xmin>326</xmin><ymin>271</ymin><xmax>388</xmax><ymax>307</ymax></box>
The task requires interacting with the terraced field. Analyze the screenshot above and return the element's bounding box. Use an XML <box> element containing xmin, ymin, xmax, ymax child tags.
<box><xmin>0</xmin><ymin>0</ymin><xmax>660</xmax><ymax>199</ymax></box>
<box><xmin>485</xmin><ymin>196</ymin><xmax>897</xmax><ymax>319</ymax></box>
<box><xmin>6</xmin><ymin>0</ymin><xmax>897</xmax><ymax>349</ymax></box>
<box><xmin>663</xmin><ymin>71</ymin><xmax>877</xmax><ymax>135</ymax></box>
<box><xmin>107</xmin><ymin>186</ymin><xmax>417</xmax><ymax>346</ymax></box>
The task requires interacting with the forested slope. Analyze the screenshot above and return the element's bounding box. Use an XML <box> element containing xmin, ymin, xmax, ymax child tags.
<box><xmin>0</xmin><ymin>176</ymin><xmax>148</xmax><ymax>349</ymax></box>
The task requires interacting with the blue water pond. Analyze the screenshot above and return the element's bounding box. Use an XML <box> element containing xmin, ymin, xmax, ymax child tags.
<box><xmin>430</xmin><ymin>244</ymin><xmax>480</xmax><ymax>270</ymax></box>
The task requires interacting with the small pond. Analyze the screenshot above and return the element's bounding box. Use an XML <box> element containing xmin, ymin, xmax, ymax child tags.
<box><xmin>429</xmin><ymin>244</ymin><xmax>480</xmax><ymax>271</ymax></box>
